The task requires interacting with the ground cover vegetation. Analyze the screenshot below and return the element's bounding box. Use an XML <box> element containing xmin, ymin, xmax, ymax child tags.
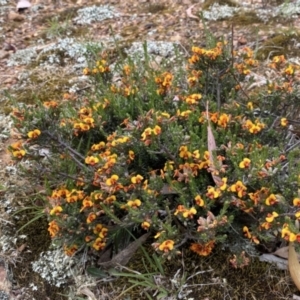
<box><xmin>4</xmin><ymin>0</ymin><xmax>300</xmax><ymax>297</ymax></box>
<box><xmin>7</xmin><ymin>29</ymin><xmax>300</xmax><ymax>298</ymax></box>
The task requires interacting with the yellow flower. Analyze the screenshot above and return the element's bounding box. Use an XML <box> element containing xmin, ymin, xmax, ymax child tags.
<box><xmin>73</xmin><ymin>122</ymin><xmax>90</xmax><ymax>132</ymax></box>
<box><xmin>281</xmin><ymin>224</ymin><xmax>296</xmax><ymax>242</ymax></box>
<box><xmin>192</xmin><ymin>150</ymin><xmax>200</xmax><ymax>159</ymax></box>
<box><xmin>152</xmin><ymin>125</ymin><xmax>162</xmax><ymax>135</ymax></box>
<box><xmin>48</xmin><ymin>220</ymin><xmax>60</xmax><ymax>238</ymax></box>
<box><xmin>83</xmin><ymin>67</ymin><xmax>90</xmax><ymax>75</ymax></box>
<box><xmin>190</xmin><ymin>241</ymin><xmax>215</xmax><ymax>256</ymax></box>
<box><xmin>128</xmin><ymin>150</ymin><xmax>135</xmax><ymax>161</ymax></box>
<box><xmin>179</xmin><ymin>146</ymin><xmax>192</xmax><ymax>159</ymax></box>
<box><xmin>243</xmin><ymin>226</ymin><xmax>259</xmax><ymax>244</ymax></box>
<box><xmin>202</xmin><ymin>151</ymin><xmax>209</xmax><ymax>161</ymax></box>
<box><xmin>239</xmin><ymin>158</ymin><xmax>251</xmax><ymax>169</ymax></box>
<box><xmin>265</xmin><ymin>194</ymin><xmax>278</xmax><ymax>206</ymax></box>
<box><xmin>164</xmin><ymin>161</ymin><xmax>174</xmax><ymax>171</ymax></box>
<box><xmin>127</xmin><ymin>199</ymin><xmax>141</xmax><ymax>208</ymax></box>
<box><xmin>64</xmin><ymin>244</ymin><xmax>78</xmax><ymax>256</ymax></box>
<box><xmin>92</xmin><ymin>238</ymin><xmax>106</xmax><ymax>251</ymax></box>
<box><xmin>160</xmin><ymin>112</ymin><xmax>171</xmax><ymax>118</ymax></box>
<box><xmin>86</xmin><ymin>213</ymin><xmax>97</xmax><ymax>224</ymax></box>
<box><xmin>10</xmin><ymin>141</ymin><xmax>22</xmax><ymax>150</ymax></box>
<box><xmin>187</xmin><ymin>76</ymin><xmax>198</xmax><ymax>86</ymax></box>
<box><xmin>177</xmin><ymin>109</ymin><xmax>192</xmax><ymax>118</ymax></box>
<box><xmin>289</xmin><ymin>232</ymin><xmax>297</xmax><ymax>242</ymax></box>
<box><xmin>123</xmin><ymin>64</ymin><xmax>131</xmax><ymax>76</ymax></box>
<box><xmin>191</xmin><ymin>46</ymin><xmax>206</xmax><ymax>55</ymax></box>
<box><xmin>185</xmin><ymin>93</ymin><xmax>202</xmax><ymax>105</ymax></box>
<box><xmin>141</xmin><ymin>127</ymin><xmax>152</xmax><ymax>141</ymax></box>
<box><xmin>249</xmin><ymin>124</ymin><xmax>262</xmax><ymax>134</ymax></box>
<box><xmin>247</xmin><ymin>102</ymin><xmax>253</xmax><ymax>110</ymax></box>
<box><xmin>27</xmin><ymin>129</ymin><xmax>41</xmax><ymax>139</ymax></box>
<box><xmin>195</xmin><ymin>195</ymin><xmax>205</xmax><ymax>207</ymax></box>
<box><xmin>131</xmin><ymin>174</ymin><xmax>144</xmax><ymax>184</ymax></box>
<box><xmin>106</xmin><ymin>174</ymin><xmax>119</xmax><ymax>186</ymax></box>
<box><xmin>295</xmin><ymin>211</ymin><xmax>300</xmax><ymax>219</ymax></box>
<box><xmin>182</xmin><ymin>207</ymin><xmax>197</xmax><ymax>218</ymax></box>
<box><xmin>243</xmin><ymin>226</ymin><xmax>251</xmax><ymax>239</ymax></box>
<box><xmin>229</xmin><ymin>181</ymin><xmax>247</xmax><ymax>198</ymax></box>
<box><xmin>273</xmin><ymin>55</ymin><xmax>285</xmax><ymax>64</ymax></box>
<box><xmin>85</xmin><ymin>156</ymin><xmax>100</xmax><ymax>166</ymax></box>
<box><xmin>217</xmin><ymin>113</ymin><xmax>230</xmax><ymax>128</ymax></box>
<box><xmin>79</xmin><ymin>107</ymin><xmax>92</xmax><ymax>116</ymax></box>
<box><xmin>82</xmin><ymin>117</ymin><xmax>94</xmax><ymax>126</ymax></box>
<box><xmin>206</xmin><ymin>186</ymin><xmax>221</xmax><ymax>199</ymax></box>
<box><xmin>174</xmin><ymin>205</ymin><xmax>186</xmax><ymax>215</ymax></box>
<box><xmin>98</xmin><ymin>227</ymin><xmax>108</xmax><ymax>239</ymax></box>
<box><xmin>104</xmin><ymin>195</ymin><xmax>116</xmax><ymax>205</ymax></box>
<box><xmin>12</xmin><ymin>149</ymin><xmax>26</xmax><ymax>159</ymax></box>
<box><xmin>284</xmin><ymin>65</ymin><xmax>294</xmax><ymax>75</ymax></box>
<box><xmin>154</xmin><ymin>231</ymin><xmax>164</xmax><ymax>239</ymax></box>
<box><xmin>280</xmin><ymin>118</ymin><xmax>288</xmax><ymax>127</ymax></box>
<box><xmin>219</xmin><ymin>177</ymin><xmax>227</xmax><ymax>191</ymax></box>
<box><xmin>80</xmin><ymin>197</ymin><xmax>93</xmax><ymax>211</ymax></box>
<box><xmin>66</xmin><ymin>193</ymin><xmax>78</xmax><ymax>203</ymax></box>
<box><xmin>260</xmin><ymin>222</ymin><xmax>272</xmax><ymax>230</ymax></box>
<box><xmin>50</xmin><ymin>206</ymin><xmax>63</xmax><ymax>215</ymax></box>
<box><xmin>43</xmin><ymin>101</ymin><xmax>58</xmax><ymax>108</ymax></box>
<box><xmin>158</xmin><ymin>240</ymin><xmax>174</xmax><ymax>252</ymax></box>
<box><xmin>93</xmin><ymin>224</ymin><xmax>103</xmax><ymax>234</ymax></box>
<box><xmin>265</xmin><ymin>211</ymin><xmax>279</xmax><ymax>223</ymax></box>
<box><xmin>293</xmin><ymin>198</ymin><xmax>300</xmax><ymax>206</ymax></box>
<box><xmin>141</xmin><ymin>221</ymin><xmax>151</xmax><ymax>230</ymax></box>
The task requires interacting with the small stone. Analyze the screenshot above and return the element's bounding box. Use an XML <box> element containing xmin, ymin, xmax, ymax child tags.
<box><xmin>0</xmin><ymin>51</ymin><xmax>9</xmax><ymax>60</ymax></box>
<box><xmin>170</xmin><ymin>34</ymin><xmax>182</xmax><ymax>42</ymax></box>
<box><xmin>238</xmin><ymin>36</ymin><xmax>248</xmax><ymax>45</ymax></box>
<box><xmin>3</xmin><ymin>78</ymin><xmax>14</xmax><ymax>84</ymax></box>
<box><xmin>8</xmin><ymin>11</ymin><xmax>24</xmax><ymax>22</ymax></box>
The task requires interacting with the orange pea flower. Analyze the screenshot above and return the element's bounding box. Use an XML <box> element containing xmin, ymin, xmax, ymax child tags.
<box><xmin>158</xmin><ymin>240</ymin><xmax>174</xmax><ymax>253</ymax></box>
<box><xmin>27</xmin><ymin>129</ymin><xmax>41</xmax><ymax>139</ymax></box>
<box><xmin>239</xmin><ymin>158</ymin><xmax>251</xmax><ymax>169</ymax></box>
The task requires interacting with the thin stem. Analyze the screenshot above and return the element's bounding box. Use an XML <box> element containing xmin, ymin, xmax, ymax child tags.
<box><xmin>44</xmin><ymin>130</ymin><xmax>85</xmax><ymax>160</ymax></box>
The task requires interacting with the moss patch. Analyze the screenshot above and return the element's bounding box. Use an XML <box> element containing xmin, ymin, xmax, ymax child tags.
<box><xmin>228</xmin><ymin>11</ymin><xmax>262</xmax><ymax>26</ymax></box>
<box><xmin>256</xmin><ymin>32</ymin><xmax>300</xmax><ymax>60</ymax></box>
<box><xmin>10</xmin><ymin>69</ymin><xmax>75</xmax><ymax>105</ymax></box>
<box><xmin>13</xmin><ymin>209</ymin><xmax>67</xmax><ymax>299</ymax></box>
<box><xmin>202</xmin><ymin>0</ymin><xmax>238</xmax><ymax>10</ymax></box>
<box><xmin>143</xmin><ymin>3</ymin><xmax>168</xmax><ymax>14</ymax></box>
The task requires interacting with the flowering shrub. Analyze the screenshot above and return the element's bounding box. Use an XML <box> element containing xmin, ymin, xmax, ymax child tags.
<box><xmin>8</xmin><ymin>38</ymin><xmax>300</xmax><ymax>263</ymax></box>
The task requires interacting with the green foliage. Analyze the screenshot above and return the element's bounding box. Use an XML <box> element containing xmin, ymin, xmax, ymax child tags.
<box><xmin>8</xmin><ymin>35</ymin><xmax>300</xmax><ymax>269</ymax></box>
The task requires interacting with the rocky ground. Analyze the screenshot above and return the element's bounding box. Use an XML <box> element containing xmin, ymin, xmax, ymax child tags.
<box><xmin>1</xmin><ymin>0</ymin><xmax>300</xmax><ymax>299</ymax></box>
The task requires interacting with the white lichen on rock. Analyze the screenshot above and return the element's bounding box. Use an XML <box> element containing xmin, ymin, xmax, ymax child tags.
<box><xmin>203</xmin><ymin>1</ymin><xmax>300</xmax><ymax>23</ymax></box>
<box><xmin>7</xmin><ymin>48</ymin><xmax>38</xmax><ymax>67</ymax></box>
<box><xmin>32</xmin><ymin>248</ymin><xmax>78</xmax><ymax>287</ymax></box>
<box><xmin>202</xmin><ymin>3</ymin><xmax>239</xmax><ymax>21</ymax></box>
<box><xmin>0</xmin><ymin>114</ymin><xmax>13</xmax><ymax>140</ymax></box>
<box><xmin>7</xmin><ymin>37</ymin><xmax>102</xmax><ymax>71</ymax></box>
<box><xmin>73</xmin><ymin>5</ymin><xmax>120</xmax><ymax>25</ymax></box>
<box><xmin>125</xmin><ymin>40</ymin><xmax>179</xmax><ymax>61</ymax></box>
<box><xmin>276</xmin><ymin>0</ymin><xmax>300</xmax><ymax>17</ymax></box>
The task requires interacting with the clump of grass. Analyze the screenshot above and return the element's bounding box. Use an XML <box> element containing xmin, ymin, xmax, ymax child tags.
<box><xmin>43</xmin><ymin>16</ymin><xmax>73</xmax><ymax>39</ymax></box>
